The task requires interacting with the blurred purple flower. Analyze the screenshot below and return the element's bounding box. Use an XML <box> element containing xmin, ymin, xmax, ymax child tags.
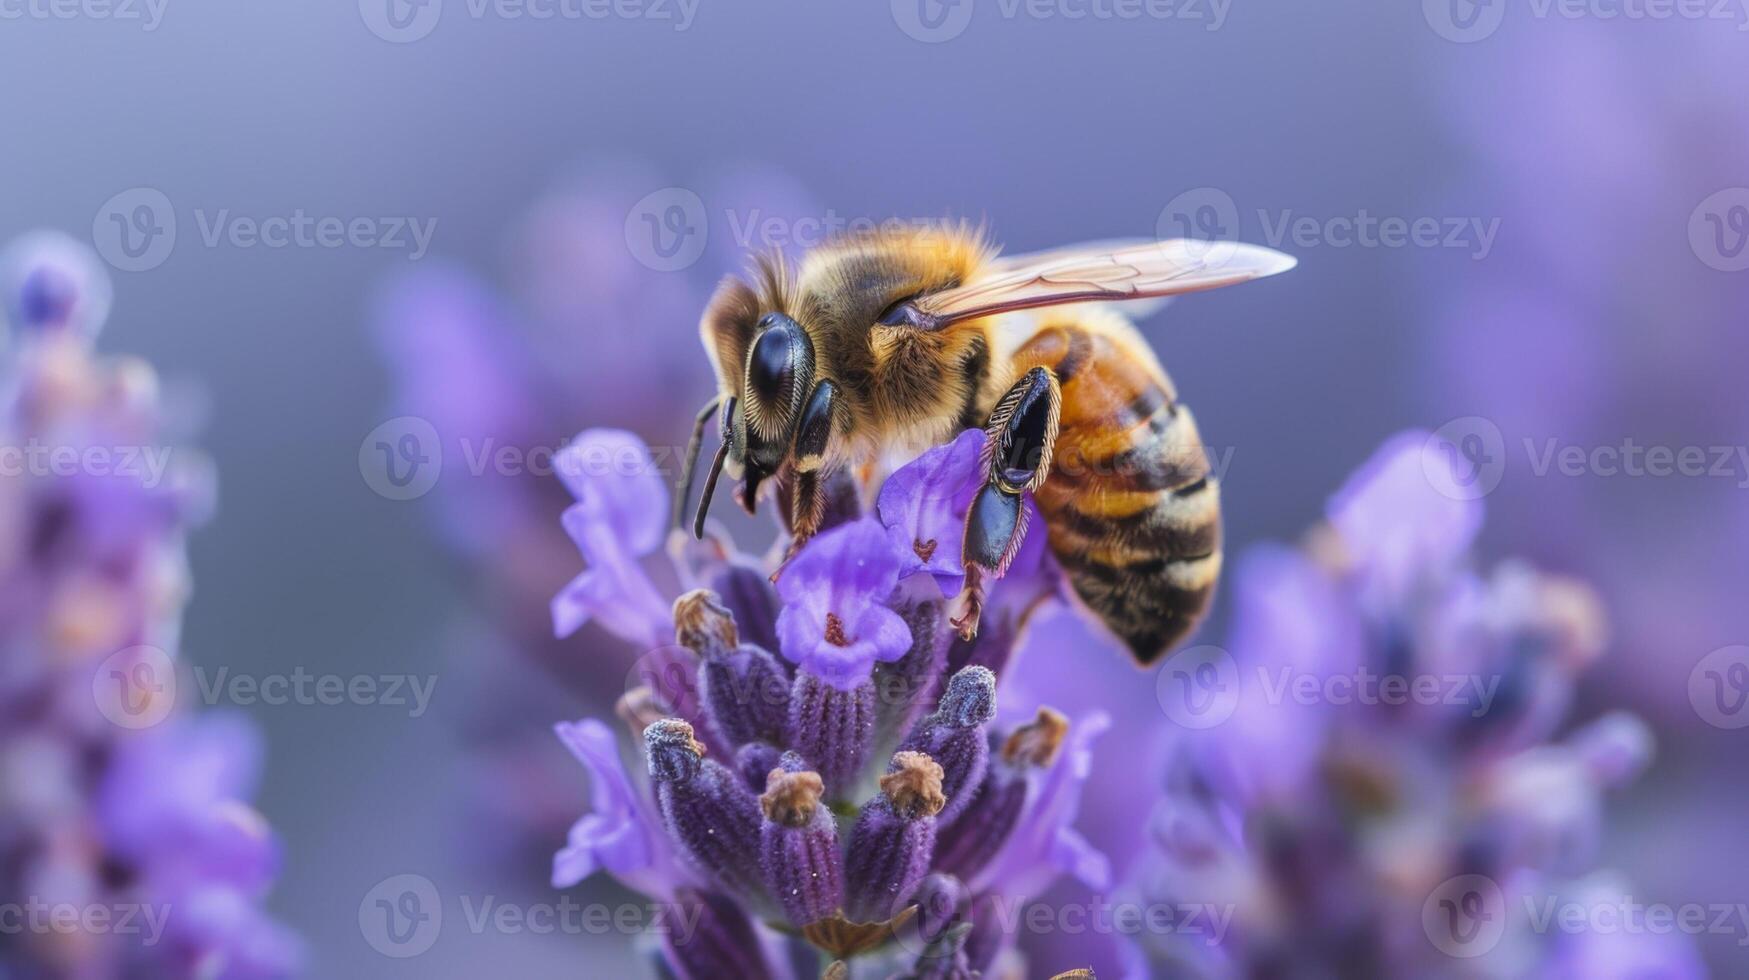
<box><xmin>550</xmin><ymin>430</ymin><xmax>1105</xmax><ymax>978</ymax></box>
<box><xmin>1124</xmin><ymin>433</ymin><xmax>1696</xmax><ymax>978</ymax></box>
<box><xmin>0</xmin><ymin>233</ymin><xmax>298</xmax><ymax>979</ymax></box>
<box><xmin>1426</xmin><ymin>23</ymin><xmax>1749</xmax><ymax>724</ymax></box>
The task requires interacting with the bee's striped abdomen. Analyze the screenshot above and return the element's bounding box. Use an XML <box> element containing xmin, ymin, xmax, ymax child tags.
<box><xmin>1008</xmin><ymin>313</ymin><xmax>1222</xmax><ymax>665</ymax></box>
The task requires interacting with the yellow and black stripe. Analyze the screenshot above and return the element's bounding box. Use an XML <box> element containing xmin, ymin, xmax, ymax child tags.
<box><xmin>1008</xmin><ymin>311</ymin><xmax>1221</xmax><ymax>665</ymax></box>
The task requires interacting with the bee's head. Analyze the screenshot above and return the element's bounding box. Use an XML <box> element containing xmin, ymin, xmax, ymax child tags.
<box><xmin>689</xmin><ymin>308</ymin><xmax>811</xmax><ymax>532</ymax></box>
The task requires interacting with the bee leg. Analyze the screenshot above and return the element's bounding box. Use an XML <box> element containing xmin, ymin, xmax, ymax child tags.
<box><xmin>770</xmin><ymin>379</ymin><xmax>839</xmax><ymax>583</ymax></box>
<box><xmin>950</xmin><ymin>367</ymin><xmax>1061</xmax><ymax>639</ymax></box>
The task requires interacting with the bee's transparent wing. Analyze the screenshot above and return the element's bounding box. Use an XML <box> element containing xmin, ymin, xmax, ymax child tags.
<box><xmin>898</xmin><ymin>239</ymin><xmax>1295</xmax><ymax>328</ymax></box>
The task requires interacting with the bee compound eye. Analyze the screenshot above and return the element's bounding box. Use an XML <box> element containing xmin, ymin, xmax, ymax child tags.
<box><xmin>746</xmin><ymin>313</ymin><xmax>814</xmax><ymax>418</ymax></box>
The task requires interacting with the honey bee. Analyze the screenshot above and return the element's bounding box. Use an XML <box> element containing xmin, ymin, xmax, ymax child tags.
<box><xmin>674</xmin><ymin>225</ymin><xmax>1294</xmax><ymax>666</ymax></box>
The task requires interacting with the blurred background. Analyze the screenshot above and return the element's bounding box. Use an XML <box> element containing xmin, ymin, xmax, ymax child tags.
<box><xmin>1</xmin><ymin>1</ymin><xmax>1744</xmax><ymax>975</ymax></box>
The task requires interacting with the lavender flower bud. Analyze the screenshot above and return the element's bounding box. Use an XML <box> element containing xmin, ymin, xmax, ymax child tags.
<box><xmin>734</xmin><ymin>742</ymin><xmax>783</xmax><ymax>792</ymax></box>
<box><xmin>758</xmin><ymin>768</ymin><xmax>844</xmax><ymax>927</ymax></box>
<box><xmin>933</xmin><ymin>707</ymin><xmax>1069</xmax><ymax>882</ymax></box>
<box><xmin>674</xmin><ymin>589</ymin><xmax>739</xmax><ymax>656</ymax></box>
<box><xmin>896</xmin><ymin>666</ymin><xmax>996</xmax><ymax>826</ymax></box>
<box><xmin>844</xmin><ymin>751</ymin><xmax>944</xmax><ymax>923</ymax></box>
<box><xmin>660</xmin><ymin>888</ymin><xmax>775</xmax><ymax>980</ymax></box>
<box><xmin>677</xmin><ymin>590</ymin><xmax>791</xmax><ymax>749</ymax></box>
<box><xmin>644</xmin><ymin>719</ymin><xmax>764</xmax><ymax>900</ymax></box>
<box><xmin>787</xmin><ymin>673</ymin><xmax>875</xmax><ymax>799</ymax></box>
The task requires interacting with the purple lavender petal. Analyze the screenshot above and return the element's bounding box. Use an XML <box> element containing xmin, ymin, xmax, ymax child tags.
<box><xmin>878</xmin><ymin>430</ymin><xmax>987</xmax><ymax>592</ymax></box>
<box><xmin>551</xmin><ymin>718</ymin><xmax>687</xmax><ymax>900</ymax></box>
<box><xmin>550</xmin><ymin>429</ymin><xmax>674</xmax><ymax>647</ymax></box>
<box><xmin>774</xmin><ymin>518</ymin><xmax>911</xmax><ymax>689</ymax></box>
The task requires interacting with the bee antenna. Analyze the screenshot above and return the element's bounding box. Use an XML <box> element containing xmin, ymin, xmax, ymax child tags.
<box><xmin>672</xmin><ymin>396</ymin><xmax>722</xmax><ymax>532</ymax></box>
<box><xmin>692</xmin><ymin>442</ymin><xmax>729</xmax><ymax>540</ymax></box>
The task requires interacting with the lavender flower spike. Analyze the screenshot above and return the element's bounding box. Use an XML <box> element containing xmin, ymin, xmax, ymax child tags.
<box><xmin>551</xmin><ymin>426</ymin><xmax>1112</xmax><ymax>972</ymax></box>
